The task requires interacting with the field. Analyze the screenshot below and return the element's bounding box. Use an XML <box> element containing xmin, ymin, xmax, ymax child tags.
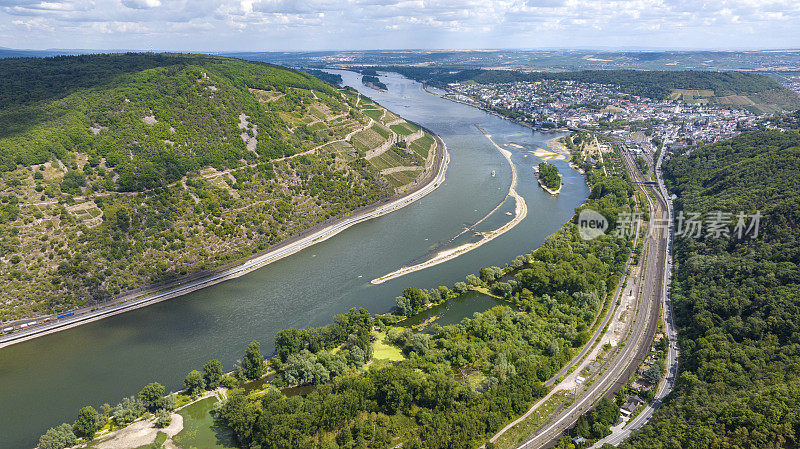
<box><xmin>371</xmin><ymin>331</ymin><xmax>406</xmax><ymax>362</ymax></box>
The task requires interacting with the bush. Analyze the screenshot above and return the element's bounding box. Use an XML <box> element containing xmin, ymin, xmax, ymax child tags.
<box><xmin>38</xmin><ymin>423</ymin><xmax>77</xmax><ymax>449</ymax></box>
<box><xmin>220</xmin><ymin>374</ymin><xmax>239</xmax><ymax>389</ymax></box>
<box><xmin>163</xmin><ymin>395</ymin><xmax>177</xmax><ymax>411</ymax></box>
<box><xmin>154</xmin><ymin>409</ymin><xmax>172</xmax><ymax>428</ymax></box>
<box><xmin>72</xmin><ymin>406</ymin><xmax>98</xmax><ymax>440</ymax></box>
<box><xmin>138</xmin><ymin>382</ymin><xmax>165</xmax><ymax>412</ymax></box>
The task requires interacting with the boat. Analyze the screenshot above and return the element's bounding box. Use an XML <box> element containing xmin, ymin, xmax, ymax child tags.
<box><xmin>491</xmin><ymin>170</ymin><xmax>496</xmax><ymax>177</ymax></box>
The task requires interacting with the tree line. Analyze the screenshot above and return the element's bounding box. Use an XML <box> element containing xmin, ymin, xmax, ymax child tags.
<box><xmin>623</xmin><ymin>127</ymin><xmax>800</xmax><ymax>447</ymax></box>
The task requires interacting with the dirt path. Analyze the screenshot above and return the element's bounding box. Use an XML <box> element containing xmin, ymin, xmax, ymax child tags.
<box><xmin>93</xmin><ymin>414</ymin><xmax>183</xmax><ymax>449</ymax></box>
<box><xmin>380</xmin><ymin>166</ymin><xmax>424</xmax><ymax>175</ymax></box>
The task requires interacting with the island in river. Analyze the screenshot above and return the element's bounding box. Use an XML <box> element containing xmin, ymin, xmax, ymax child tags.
<box><xmin>0</xmin><ymin>68</ymin><xmax>590</xmax><ymax>449</ymax></box>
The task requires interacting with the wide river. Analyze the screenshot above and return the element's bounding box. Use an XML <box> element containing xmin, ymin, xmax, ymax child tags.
<box><xmin>0</xmin><ymin>71</ymin><xmax>588</xmax><ymax>449</ymax></box>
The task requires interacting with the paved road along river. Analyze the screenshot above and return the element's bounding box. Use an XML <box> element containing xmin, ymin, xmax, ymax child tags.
<box><xmin>0</xmin><ymin>70</ymin><xmax>588</xmax><ymax>449</ymax></box>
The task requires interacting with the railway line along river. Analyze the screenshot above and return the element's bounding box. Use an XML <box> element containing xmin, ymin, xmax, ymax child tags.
<box><xmin>0</xmin><ymin>70</ymin><xmax>589</xmax><ymax>449</ymax></box>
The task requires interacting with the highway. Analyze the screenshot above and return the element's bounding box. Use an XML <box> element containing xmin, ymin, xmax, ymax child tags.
<box><xmin>511</xmin><ymin>141</ymin><xmax>671</xmax><ymax>449</ymax></box>
<box><xmin>0</xmin><ymin>136</ymin><xmax>449</xmax><ymax>349</ymax></box>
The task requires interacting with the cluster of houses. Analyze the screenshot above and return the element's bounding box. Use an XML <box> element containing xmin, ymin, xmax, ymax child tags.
<box><xmin>447</xmin><ymin>79</ymin><xmax>761</xmax><ymax>148</ymax></box>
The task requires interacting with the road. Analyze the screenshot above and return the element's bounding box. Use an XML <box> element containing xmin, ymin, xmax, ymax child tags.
<box><xmin>511</xmin><ymin>141</ymin><xmax>671</xmax><ymax>449</ymax></box>
<box><xmin>592</xmin><ymin>142</ymin><xmax>679</xmax><ymax>447</ymax></box>
<box><xmin>0</xmin><ymin>136</ymin><xmax>449</xmax><ymax>349</ymax></box>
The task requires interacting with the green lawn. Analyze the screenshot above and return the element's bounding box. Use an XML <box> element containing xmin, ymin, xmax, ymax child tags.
<box><xmin>372</xmin><ymin>331</ymin><xmax>405</xmax><ymax>362</ymax></box>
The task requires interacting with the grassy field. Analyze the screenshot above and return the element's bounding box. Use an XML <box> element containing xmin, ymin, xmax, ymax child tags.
<box><xmin>390</xmin><ymin>122</ymin><xmax>419</xmax><ymax>136</ymax></box>
<box><xmin>386</xmin><ymin>169</ymin><xmax>421</xmax><ymax>187</ymax></box>
<box><xmin>409</xmin><ymin>134</ymin><xmax>434</xmax><ymax>159</ymax></box>
<box><xmin>372</xmin><ymin>331</ymin><xmax>405</xmax><ymax>362</ymax></box>
<box><xmin>352</xmin><ymin>126</ymin><xmax>388</xmax><ymax>149</ymax></box>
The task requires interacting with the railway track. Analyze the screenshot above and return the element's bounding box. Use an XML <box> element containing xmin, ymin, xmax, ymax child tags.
<box><xmin>510</xmin><ymin>141</ymin><xmax>670</xmax><ymax>449</ymax></box>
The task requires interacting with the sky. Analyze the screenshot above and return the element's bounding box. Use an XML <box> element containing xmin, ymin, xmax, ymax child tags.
<box><xmin>0</xmin><ymin>0</ymin><xmax>798</xmax><ymax>52</ymax></box>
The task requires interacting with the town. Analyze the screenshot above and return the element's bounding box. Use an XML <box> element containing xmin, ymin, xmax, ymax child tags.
<box><xmin>445</xmin><ymin>79</ymin><xmax>762</xmax><ymax>150</ymax></box>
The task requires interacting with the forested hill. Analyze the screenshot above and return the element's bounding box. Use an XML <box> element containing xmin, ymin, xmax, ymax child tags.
<box><xmin>383</xmin><ymin>66</ymin><xmax>800</xmax><ymax>112</ymax></box>
<box><xmin>624</xmin><ymin>127</ymin><xmax>800</xmax><ymax>447</ymax></box>
<box><xmin>0</xmin><ymin>53</ymin><xmax>339</xmax><ymax>180</ymax></box>
<box><xmin>0</xmin><ymin>53</ymin><xmax>439</xmax><ymax>320</ymax></box>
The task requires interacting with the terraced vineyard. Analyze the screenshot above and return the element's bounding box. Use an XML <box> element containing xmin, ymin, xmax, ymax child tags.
<box><xmin>0</xmin><ymin>54</ymin><xmax>439</xmax><ymax>321</ymax></box>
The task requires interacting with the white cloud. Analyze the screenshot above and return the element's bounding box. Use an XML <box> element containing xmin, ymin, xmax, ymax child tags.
<box><xmin>0</xmin><ymin>0</ymin><xmax>797</xmax><ymax>50</ymax></box>
<box><xmin>122</xmin><ymin>0</ymin><xmax>161</xmax><ymax>9</ymax></box>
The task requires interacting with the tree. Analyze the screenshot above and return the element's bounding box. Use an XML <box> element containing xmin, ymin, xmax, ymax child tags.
<box><xmin>203</xmin><ymin>359</ymin><xmax>223</xmax><ymax>389</ymax></box>
<box><xmin>643</xmin><ymin>364</ymin><xmax>663</xmax><ymax>385</ymax></box>
<box><xmin>163</xmin><ymin>394</ymin><xmax>177</xmax><ymax>411</ymax></box>
<box><xmin>216</xmin><ymin>388</ymin><xmax>259</xmax><ymax>447</ymax></box>
<box><xmin>38</xmin><ymin>423</ymin><xmax>77</xmax><ymax>449</ymax></box>
<box><xmin>407</xmin><ymin>333</ymin><xmax>430</xmax><ymax>355</ymax></box>
<box><xmin>154</xmin><ymin>409</ymin><xmax>172</xmax><ymax>428</ymax></box>
<box><xmin>184</xmin><ymin>370</ymin><xmax>206</xmax><ymax>396</ymax></box>
<box><xmin>113</xmin><ymin>396</ymin><xmax>144</xmax><ymax>425</ymax></box>
<box><xmin>73</xmin><ymin>406</ymin><xmax>99</xmax><ymax>440</ymax></box>
<box><xmin>138</xmin><ymin>382</ymin><xmax>165</xmax><ymax>412</ymax></box>
<box><xmin>241</xmin><ymin>340</ymin><xmax>265</xmax><ymax>380</ymax></box>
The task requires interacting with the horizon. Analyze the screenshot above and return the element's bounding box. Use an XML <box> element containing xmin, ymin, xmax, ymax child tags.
<box><xmin>4</xmin><ymin>46</ymin><xmax>800</xmax><ymax>55</ymax></box>
<box><xmin>1</xmin><ymin>0</ymin><xmax>798</xmax><ymax>52</ymax></box>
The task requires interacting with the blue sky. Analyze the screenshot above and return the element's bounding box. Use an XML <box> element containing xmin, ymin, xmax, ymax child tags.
<box><xmin>0</xmin><ymin>0</ymin><xmax>798</xmax><ymax>51</ymax></box>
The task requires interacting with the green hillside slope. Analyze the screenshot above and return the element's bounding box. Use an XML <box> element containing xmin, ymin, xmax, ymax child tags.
<box><xmin>0</xmin><ymin>53</ymin><xmax>439</xmax><ymax>320</ymax></box>
<box><xmin>624</xmin><ymin>126</ymin><xmax>800</xmax><ymax>447</ymax></box>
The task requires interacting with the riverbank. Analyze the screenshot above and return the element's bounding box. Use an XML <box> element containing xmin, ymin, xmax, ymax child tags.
<box><xmin>0</xmin><ymin>134</ymin><xmax>449</xmax><ymax>350</ymax></box>
<box><xmin>371</xmin><ymin>124</ymin><xmax>526</xmax><ymax>284</ymax></box>
<box><xmin>544</xmin><ymin>135</ymin><xmax>571</xmax><ymax>157</ymax></box>
<box><xmin>425</xmin><ymin>85</ymin><xmax>571</xmax><ymax>135</ymax></box>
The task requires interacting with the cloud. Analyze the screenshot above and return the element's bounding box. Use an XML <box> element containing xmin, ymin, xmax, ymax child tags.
<box><xmin>0</xmin><ymin>0</ymin><xmax>797</xmax><ymax>50</ymax></box>
<box><xmin>121</xmin><ymin>0</ymin><xmax>161</xmax><ymax>9</ymax></box>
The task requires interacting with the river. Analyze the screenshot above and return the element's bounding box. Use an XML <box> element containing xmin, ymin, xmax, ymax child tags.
<box><xmin>0</xmin><ymin>71</ymin><xmax>588</xmax><ymax>449</ymax></box>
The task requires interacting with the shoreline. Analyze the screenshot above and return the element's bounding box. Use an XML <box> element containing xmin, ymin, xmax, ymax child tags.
<box><xmin>0</xmin><ymin>133</ymin><xmax>449</xmax><ymax>350</ymax></box>
<box><xmin>371</xmin><ymin>124</ymin><xmax>527</xmax><ymax>284</ymax></box>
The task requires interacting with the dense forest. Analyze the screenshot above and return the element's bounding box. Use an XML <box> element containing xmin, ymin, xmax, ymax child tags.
<box><xmin>0</xmin><ymin>53</ymin><xmax>436</xmax><ymax>320</ymax></box>
<box><xmin>0</xmin><ymin>53</ymin><xmax>338</xmax><ymax>176</ymax></box>
<box><xmin>623</xmin><ymin>126</ymin><xmax>800</xmax><ymax>447</ymax></box>
<box><xmin>301</xmin><ymin>69</ymin><xmax>343</xmax><ymax>86</ymax></box>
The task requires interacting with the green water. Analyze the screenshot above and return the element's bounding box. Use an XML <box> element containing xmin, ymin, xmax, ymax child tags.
<box><xmin>173</xmin><ymin>397</ymin><xmax>236</xmax><ymax>449</ymax></box>
<box><xmin>399</xmin><ymin>290</ymin><xmax>507</xmax><ymax>331</ymax></box>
